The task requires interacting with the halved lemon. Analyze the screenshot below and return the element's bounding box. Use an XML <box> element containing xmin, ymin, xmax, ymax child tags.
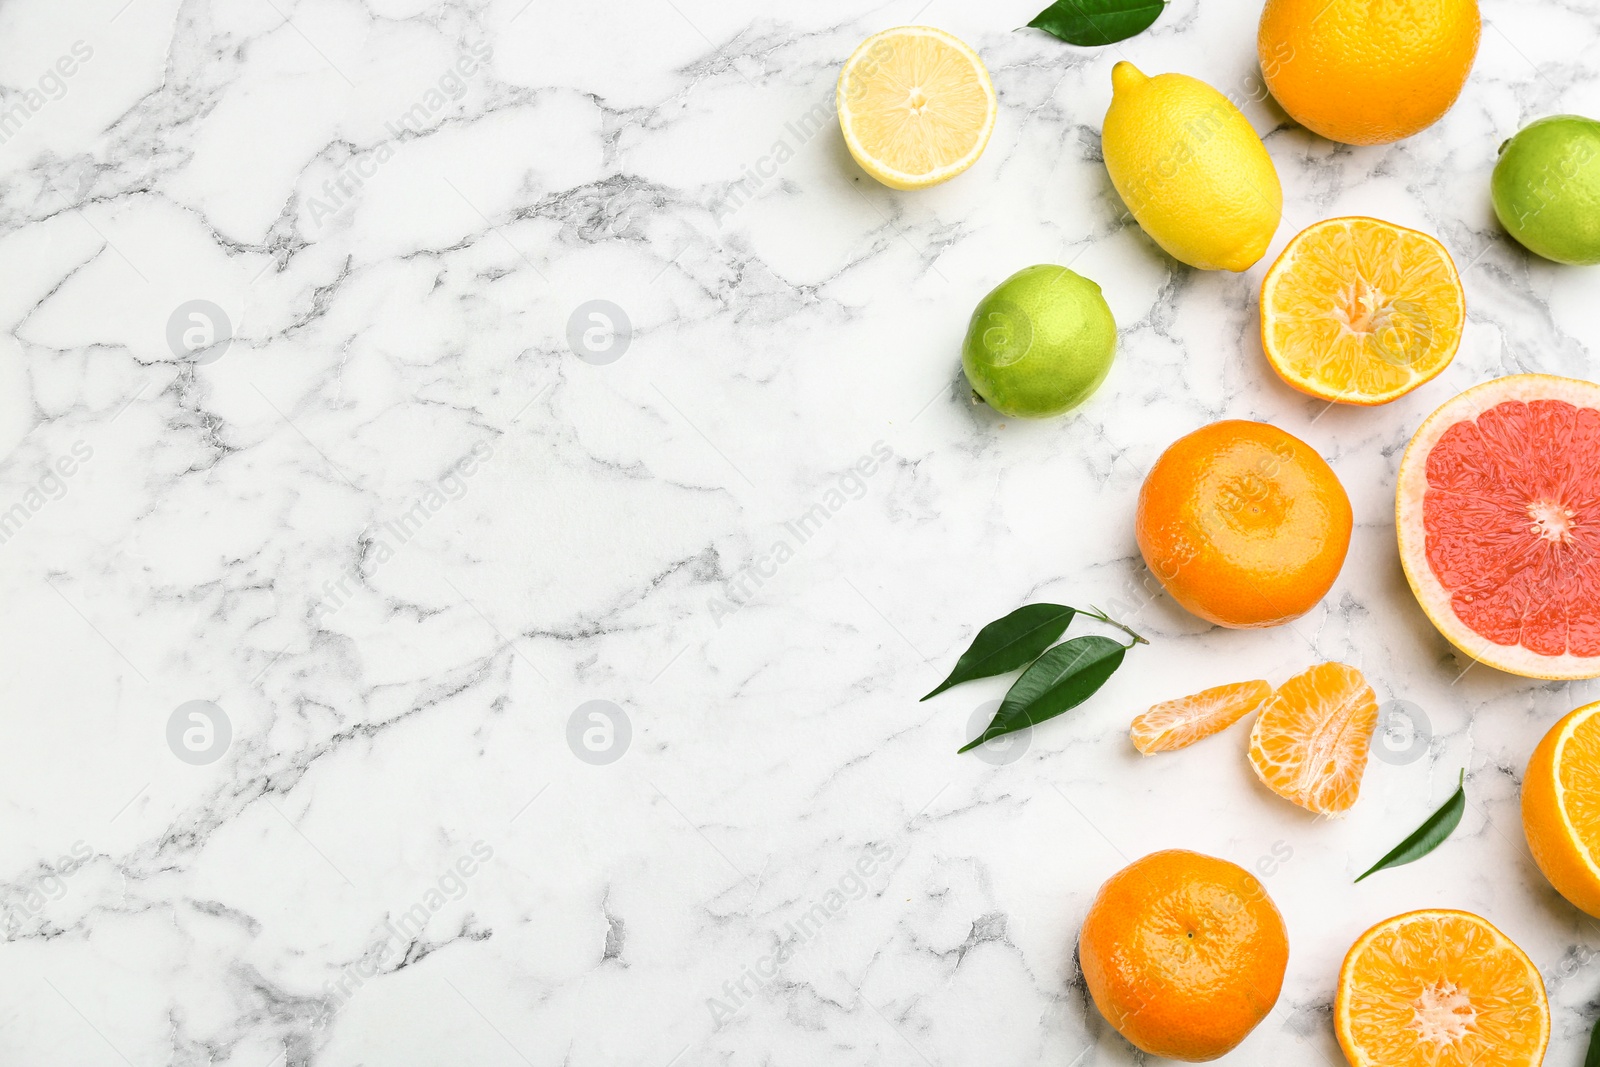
<box><xmin>836</xmin><ymin>26</ymin><xmax>996</xmax><ymax>191</ymax></box>
<box><xmin>1523</xmin><ymin>700</ymin><xmax>1600</xmax><ymax>916</ymax></box>
<box><xmin>1261</xmin><ymin>217</ymin><xmax>1464</xmax><ymax>405</ymax></box>
<box><xmin>1335</xmin><ymin>910</ymin><xmax>1549</xmax><ymax>1067</ymax></box>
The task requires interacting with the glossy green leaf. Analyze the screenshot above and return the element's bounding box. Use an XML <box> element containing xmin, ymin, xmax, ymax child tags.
<box><xmin>1586</xmin><ymin>1014</ymin><xmax>1600</xmax><ymax>1067</ymax></box>
<box><xmin>959</xmin><ymin>635</ymin><xmax>1127</xmax><ymax>753</ymax></box>
<box><xmin>1354</xmin><ymin>770</ymin><xmax>1466</xmax><ymax>883</ymax></box>
<box><xmin>922</xmin><ymin>604</ymin><xmax>1076</xmax><ymax>701</ymax></box>
<box><xmin>1027</xmin><ymin>0</ymin><xmax>1167</xmax><ymax>47</ymax></box>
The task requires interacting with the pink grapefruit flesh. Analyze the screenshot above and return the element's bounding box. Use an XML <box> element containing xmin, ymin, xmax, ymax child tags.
<box><xmin>1398</xmin><ymin>374</ymin><xmax>1600</xmax><ymax>679</ymax></box>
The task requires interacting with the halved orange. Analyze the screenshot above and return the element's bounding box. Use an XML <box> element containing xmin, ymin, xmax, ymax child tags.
<box><xmin>1130</xmin><ymin>680</ymin><xmax>1273</xmax><ymax>754</ymax></box>
<box><xmin>1335</xmin><ymin>910</ymin><xmax>1549</xmax><ymax>1067</ymax></box>
<box><xmin>835</xmin><ymin>26</ymin><xmax>996</xmax><ymax>190</ymax></box>
<box><xmin>1247</xmin><ymin>662</ymin><xmax>1378</xmax><ymax>814</ymax></box>
<box><xmin>1522</xmin><ymin>700</ymin><xmax>1600</xmax><ymax>916</ymax></box>
<box><xmin>1261</xmin><ymin>217</ymin><xmax>1464</xmax><ymax>405</ymax></box>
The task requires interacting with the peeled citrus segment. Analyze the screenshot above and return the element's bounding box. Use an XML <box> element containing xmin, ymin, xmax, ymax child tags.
<box><xmin>1261</xmin><ymin>217</ymin><xmax>1464</xmax><ymax>405</ymax></box>
<box><xmin>1130</xmin><ymin>680</ymin><xmax>1273</xmax><ymax>754</ymax></box>
<box><xmin>836</xmin><ymin>26</ymin><xmax>996</xmax><ymax>191</ymax></box>
<box><xmin>1397</xmin><ymin>374</ymin><xmax>1600</xmax><ymax>679</ymax></box>
<box><xmin>1335</xmin><ymin>910</ymin><xmax>1549</xmax><ymax>1067</ymax></box>
<box><xmin>1247</xmin><ymin>662</ymin><xmax>1378</xmax><ymax>814</ymax></box>
<box><xmin>1522</xmin><ymin>700</ymin><xmax>1600</xmax><ymax>916</ymax></box>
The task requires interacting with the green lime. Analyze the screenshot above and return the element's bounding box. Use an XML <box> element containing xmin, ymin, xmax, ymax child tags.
<box><xmin>1492</xmin><ymin>115</ymin><xmax>1600</xmax><ymax>266</ymax></box>
<box><xmin>961</xmin><ymin>264</ymin><xmax>1117</xmax><ymax>418</ymax></box>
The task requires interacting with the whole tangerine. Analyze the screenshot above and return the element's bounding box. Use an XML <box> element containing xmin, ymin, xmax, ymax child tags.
<box><xmin>1136</xmin><ymin>420</ymin><xmax>1351</xmax><ymax>629</ymax></box>
<box><xmin>1079</xmin><ymin>850</ymin><xmax>1289</xmax><ymax>1061</ymax></box>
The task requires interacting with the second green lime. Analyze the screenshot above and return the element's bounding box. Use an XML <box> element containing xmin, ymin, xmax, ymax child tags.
<box><xmin>961</xmin><ymin>265</ymin><xmax>1117</xmax><ymax>419</ymax></box>
<box><xmin>1492</xmin><ymin>115</ymin><xmax>1600</xmax><ymax>265</ymax></box>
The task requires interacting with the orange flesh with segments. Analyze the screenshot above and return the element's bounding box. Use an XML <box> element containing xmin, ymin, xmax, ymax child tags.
<box><xmin>1131</xmin><ymin>680</ymin><xmax>1273</xmax><ymax>754</ymax></box>
<box><xmin>1262</xmin><ymin>217</ymin><xmax>1463</xmax><ymax>404</ymax></box>
<box><xmin>1336</xmin><ymin>910</ymin><xmax>1549</xmax><ymax>1066</ymax></box>
<box><xmin>1247</xmin><ymin>662</ymin><xmax>1378</xmax><ymax>814</ymax></box>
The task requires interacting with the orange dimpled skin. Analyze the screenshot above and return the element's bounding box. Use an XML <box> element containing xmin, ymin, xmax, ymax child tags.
<box><xmin>1079</xmin><ymin>850</ymin><xmax>1289</xmax><ymax>1061</ymax></box>
<box><xmin>1137</xmin><ymin>421</ymin><xmax>1353</xmax><ymax>629</ymax></box>
<box><xmin>1258</xmin><ymin>0</ymin><xmax>1480</xmax><ymax>146</ymax></box>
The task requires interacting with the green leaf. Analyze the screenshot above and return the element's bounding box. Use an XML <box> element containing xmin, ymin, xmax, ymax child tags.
<box><xmin>959</xmin><ymin>635</ymin><xmax>1127</xmax><ymax>753</ymax></box>
<box><xmin>922</xmin><ymin>604</ymin><xmax>1077</xmax><ymax>701</ymax></box>
<box><xmin>1586</xmin><ymin>1015</ymin><xmax>1600</xmax><ymax>1067</ymax></box>
<box><xmin>1027</xmin><ymin>0</ymin><xmax>1167</xmax><ymax>47</ymax></box>
<box><xmin>1354</xmin><ymin>770</ymin><xmax>1466</xmax><ymax>883</ymax></box>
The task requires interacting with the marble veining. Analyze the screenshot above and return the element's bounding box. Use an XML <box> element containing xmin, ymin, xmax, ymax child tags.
<box><xmin>2</xmin><ymin>0</ymin><xmax>1600</xmax><ymax>1063</ymax></box>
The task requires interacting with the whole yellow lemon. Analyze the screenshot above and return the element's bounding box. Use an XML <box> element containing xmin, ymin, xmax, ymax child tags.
<box><xmin>1102</xmin><ymin>62</ymin><xmax>1282</xmax><ymax>272</ymax></box>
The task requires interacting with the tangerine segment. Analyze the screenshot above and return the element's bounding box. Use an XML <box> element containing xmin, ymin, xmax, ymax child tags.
<box><xmin>836</xmin><ymin>26</ymin><xmax>996</xmax><ymax>190</ymax></box>
<box><xmin>1397</xmin><ymin>374</ymin><xmax>1600</xmax><ymax>679</ymax></box>
<box><xmin>1247</xmin><ymin>662</ymin><xmax>1378</xmax><ymax>814</ymax></box>
<box><xmin>1335</xmin><ymin>910</ymin><xmax>1549</xmax><ymax>1067</ymax></box>
<box><xmin>1522</xmin><ymin>700</ymin><xmax>1600</xmax><ymax>917</ymax></box>
<box><xmin>1131</xmin><ymin>680</ymin><xmax>1273</xmax><ymax>754</ymax></box>
<box><xmin>1261</xmin><ymin>218</ymin><xmax>1464</xmax><ymax>405</ymax></box>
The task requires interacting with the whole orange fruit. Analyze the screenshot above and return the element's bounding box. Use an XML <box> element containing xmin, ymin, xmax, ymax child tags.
<box><xmin>1258</xmin><ymin>0</ymin><xmax>1481</xmax><ymax>146</ymax></box>
<box><xmin>1079</xmin><ymin>850</ymin><xmax>1289</xmax><ymax>1061</ymax></box>
<box><xmin>1136</xmin><ymin>420</ymin><xmax>1351</xmax><ymax>628</ymax></box>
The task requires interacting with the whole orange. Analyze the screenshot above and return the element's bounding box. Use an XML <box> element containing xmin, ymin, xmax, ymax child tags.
<box><xmin>1258</xmin><ymin>0</ymin><xmax>1480</xmax><ymax>146</ymax></box>
<box><xmin>1136</xmin><ymin>420</ymin><xmax>1351</xmax><ymax>629</ymax></box>
<box><xmin>1079</xmin><ymin>850</ymin><xmax>1289</xmax><ymax>1061</ymax></box>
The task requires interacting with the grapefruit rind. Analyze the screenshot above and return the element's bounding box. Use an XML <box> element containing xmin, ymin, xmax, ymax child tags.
<box><xmin>1397</xmin><ymin>374</ymin><xmax>1600</xmax><ymax>680</ymax></box>
<box><xmin>1334</xmin><ymin>909</ymin><xmax>1549</xmax><ymax>1067</ymax></box>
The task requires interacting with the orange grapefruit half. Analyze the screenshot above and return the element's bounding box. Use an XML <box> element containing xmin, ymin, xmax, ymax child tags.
<box><xmin>1398</xmin><ymin>374</ymin><xmax>1600</xmax><ymax>679</ymax></box>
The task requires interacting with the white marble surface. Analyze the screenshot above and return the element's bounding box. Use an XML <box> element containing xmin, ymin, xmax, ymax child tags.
<box><xmin>3</xmin><ymin>0</ymin><xmax>1600</xmax><ymax>1063</ymax></box>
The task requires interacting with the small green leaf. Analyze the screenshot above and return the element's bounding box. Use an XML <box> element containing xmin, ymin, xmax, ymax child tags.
<box><xmin>1586</xmin><ymin>1015</ymin><xmax>1600</xmax><ymax>1067</ymax></box>
<box><xmin>1354</xmin><ymin>770</ymin><xmax>1466</xmax><ymax>883</ymax></box>
<box><xmin>959</xmin><ymin>635</ymin><xmax>1127</xmax><ymax>753</ymax></box>
<box><xmin>1027</xmin><ymin>0</ymin><xmax>1167</xmax><ymax>47</ymax></box>
<box><xmin>922</xmin><ymin>604</ymin><xmax>1077</xmax><ymax>700</ymax></box>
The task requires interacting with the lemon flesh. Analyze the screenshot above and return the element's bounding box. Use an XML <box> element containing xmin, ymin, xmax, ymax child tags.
<box><xmin>1103</xmin><ymin>62</ymin><xmax>1282</xmax><ymax>272</ymax></box>
<box><xmin>836</xmin><ymin>26</ymin><xmax>996</xmax><ymax>191</ymax></box>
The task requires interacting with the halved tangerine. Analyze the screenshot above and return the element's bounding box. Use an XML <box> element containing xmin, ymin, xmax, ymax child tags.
<box><xmin>1247</xmin><ymin>662</ymin><xmax>1378</xmax><ymax>815</ymax></box>
<box><xmin>1130</xmin><ymin>680</ymin><xmax>1273</xmax><ymax>754</ymax></box>
<box><xmin>1335</xmin><ymin>910</ymin><xmax>1549</xmax><ymax>1067</ymax></box>
<box><xmin>1397</xmin><ymin>374</ymin><xmax>1600</xmax><ymax>679</ymax></box>
<box><xmin>1261</xmin><ymin>217</ymin><xmax>1464</xmax><ymax>405</ymax></box>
